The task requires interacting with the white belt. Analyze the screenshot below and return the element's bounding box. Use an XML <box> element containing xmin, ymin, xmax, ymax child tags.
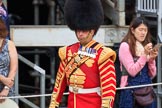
<box><xmin>69</xmin><ymin>86</ymin><xmax>100</xmax><ymax>94</ymax></box>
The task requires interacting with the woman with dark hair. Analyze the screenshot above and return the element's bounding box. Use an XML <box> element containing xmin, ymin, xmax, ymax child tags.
<box><xmin>119</xmin><ymin>17</ymin><xmax>158</xmax><ymax>108</ymax></box>
<box><xmin>0</xmin><ymin>17</ymin><xmax>18</xmax><ymax>103</ymax></box>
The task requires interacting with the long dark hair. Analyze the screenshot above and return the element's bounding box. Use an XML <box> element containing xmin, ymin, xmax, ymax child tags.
<box><xmin>122</xmin><ymin>17</ymin><xmax>151</xmax><ymax>57</ymax></box>
<box><xmin>0</xmin><ymin>17</ymin><xmax>8</xmax><ymax>38</ymax></box>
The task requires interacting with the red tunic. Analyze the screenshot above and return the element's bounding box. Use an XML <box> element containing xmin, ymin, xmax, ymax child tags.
<box><xmin>49</xmin><ymin>40</ymin><xmax>116</xmax><ymax>108</ymax></box>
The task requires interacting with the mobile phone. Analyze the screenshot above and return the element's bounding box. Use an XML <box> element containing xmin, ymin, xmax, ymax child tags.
<box><xmin>152</xmin><ymin>43</ymin><xmax>162</xmax><ymax>51</ymax></box>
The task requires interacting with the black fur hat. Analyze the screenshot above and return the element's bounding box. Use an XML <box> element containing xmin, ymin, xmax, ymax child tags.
<box><xmin>64</xmin><ymin>0</ymin><xmax>104</xmax><ymax>31</ymax></box>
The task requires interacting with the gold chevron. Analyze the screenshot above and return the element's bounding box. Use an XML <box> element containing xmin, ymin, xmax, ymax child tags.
<box><xmin>102</xmin><ymin>84</ymin><xmax>116</xmax><ymax>90</ymax></box>
<box><xmin>99</xmin><ymin>59</ymin><xmax>112</xmax><ymax>68</ymax></box>
<box><xmin>100</xmin><ymin>66</ymin><xmax>115</xmax><ymax>75</ymax></box>
<box><xmin>100</xmin><ymin>71</ymin><xmax>116</xmax><ymax>79</ymax></box>
<box><xmin>101</xmin><ymin>77</ymin><xmax>116</xmax><ymax>84</ymax></box>
<box><xmin>99</xmin><ymin>59</ymin><xmax>114</xmax><ymax>69</ymax></box>
<box><xmin>100</xmin><ymin>65</ymin><xmax>115</xmax><ymax>73</ymax></box>
<box><xmin>102</xmin><ymin>90</ymin><xmax>116</xmax><ymax>95</ymax></box>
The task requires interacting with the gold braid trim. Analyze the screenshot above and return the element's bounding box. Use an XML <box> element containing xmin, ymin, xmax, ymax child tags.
<box><xmin>58</xmin><ymin>46</ymin><xmax>67</xmax><ymax>61</ymax></box>
<box><xmin>102</xmin><ymin>97</ymin><xmax>114</xmax><ymax>108</ymax></box>
<box><xmin>98</xmin><ymin>47</ymin><xmax>116</xmax><ymax>65</ymax></box>
<box><xmin>49</xmin><ymin>92</ymin><xmax>59</xmax><ymax>108</ymax></box>
<box><xmin>94</xmin><ymin>43</ymin><xmax>103</xmax><ymax>50</ymax></box>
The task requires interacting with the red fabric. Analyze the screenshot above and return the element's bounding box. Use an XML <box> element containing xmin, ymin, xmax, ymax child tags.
<box><xmin>52</xmin><ymin>41</ymin><xmax>116</xmax><ymax>108</ymax></box>
<box><xmin>68</xmin><ymin>92</ymin><xmax>101</xmax><ymax>108</ymax></box>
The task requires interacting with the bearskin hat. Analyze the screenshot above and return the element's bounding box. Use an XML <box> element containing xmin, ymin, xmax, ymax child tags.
<box><xmin>64</xmin><ymin>0</ymin><xmax>104</xmax><ymax>31</ymax></box>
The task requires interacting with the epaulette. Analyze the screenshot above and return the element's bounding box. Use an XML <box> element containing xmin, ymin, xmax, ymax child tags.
<box><xmin>98</xmin><ymin>46</ymin><xmax>116</xmax><ymax>64</ymax></box>
<box><xmin>58</xmin><ymin>46</ymin><xmax>67</xmax><ymax>61</ymax></box>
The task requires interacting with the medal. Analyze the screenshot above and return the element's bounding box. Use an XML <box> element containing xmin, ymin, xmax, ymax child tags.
<box><xmin>78</xmin><ymin>45</ymin><xmax>96</xmax><ymax>58</ymax></box>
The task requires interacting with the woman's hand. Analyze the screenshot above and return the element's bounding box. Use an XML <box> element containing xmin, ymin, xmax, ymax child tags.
<box><xmin>0</xmin><ymin>87</ymin><xmax>9</xmax><ymax>103</ymax></box>
<box><xmin>0</xmin><ymin>76</ymin><xmax>14</xmax><ymax>88</ymax></box>
<box><xmin>150</xmin><ymin>48</ymin><xmax>158</xmax><ymax>60</ymax></box>
<box><xmin>144</xmin><ymin>43</ymin><xmax>153</xmax><ymax>55</ymax></box>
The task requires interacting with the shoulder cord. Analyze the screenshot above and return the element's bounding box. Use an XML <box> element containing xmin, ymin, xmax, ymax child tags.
<box><xmin>68</xmin><ymin>56</ymin><xmax>90</xmax><ymax>80</ymax></box>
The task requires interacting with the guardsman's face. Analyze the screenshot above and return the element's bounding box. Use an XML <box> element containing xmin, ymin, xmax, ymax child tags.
<box><xmin>76</xmin><ymin>29</ymin><xmax>94</xmax><ymax>46</ymax></box>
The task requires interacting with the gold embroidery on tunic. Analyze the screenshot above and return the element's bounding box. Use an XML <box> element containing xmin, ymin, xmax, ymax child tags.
<box><xmin>75</xmin><ymin>68</ymin><xmax>86</xmax><ymax>75</ymax></box>
<box><xmin>69</xmin><ymin>68</ymin><xmax>86</xmax><ymax>85</ymax></box>
<box><xmin>102</xmin><ymin>98</ymin><xmax>112</xmax><ymax>108</ymax></box>
<box><xmin>85</xmin><ymin>59</ymin><xmax>94</xmax><ymax>67</ymax></box>
<box><xmin>49</xmin><ymin>92</ymin><xmax>59</xmax><ymax>108</ymax></box>
<box><xmin>58</xmin><ymin>46</ymin><xmax>66</xmax><ymax>61</ymax></box>
<box><xmin>70</xmin><ymin>75</ymin><xmax>86</xmax><ymax>85</ymax></box>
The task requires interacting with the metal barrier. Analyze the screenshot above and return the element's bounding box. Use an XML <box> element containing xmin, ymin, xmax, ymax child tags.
<box><xmin>16</xmin><ymin>54</ymin><xmax>46</xmax><ymax>108</ymax></box>
<box><xmin>5</xmin><ymin>82</ymin><xmax>162</xmax><ymax>108</ymax></box>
